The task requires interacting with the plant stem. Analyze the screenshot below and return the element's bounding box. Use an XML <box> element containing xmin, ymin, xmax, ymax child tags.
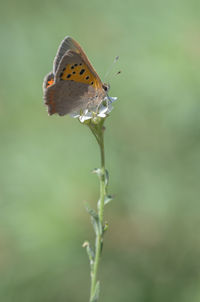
<box><xmin>89</xmin><ymin>120</ymin><xmax>106</xmax><ymax>302</ymax></box>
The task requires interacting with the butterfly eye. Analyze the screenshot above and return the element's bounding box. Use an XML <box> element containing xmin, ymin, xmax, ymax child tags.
<box><xmin>102</xmin><ymin>84</ymin><xmax>109</xmax><ymax>91</ymax></box>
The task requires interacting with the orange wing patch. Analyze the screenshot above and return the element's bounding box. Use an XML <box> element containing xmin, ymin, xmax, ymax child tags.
<box><xmin>46</xmin><ymin>78</ymin><xmax>54</xmax><ymax>88</ymax></box>
<box><xmin>59</xmin><ymin>62</ymin><xmax>100</xmax><ymax>88</ymax></box>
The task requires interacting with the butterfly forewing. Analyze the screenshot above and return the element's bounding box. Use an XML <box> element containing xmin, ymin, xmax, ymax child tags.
<box><xmin>55</xmin><ymin>50</ymin><xmax>101</xmax><ymax>90</ymax></box>
<box><xmin>54</xmin><ymin>37</ymin><xmax>102</xmax><ymax>85</ymax></box>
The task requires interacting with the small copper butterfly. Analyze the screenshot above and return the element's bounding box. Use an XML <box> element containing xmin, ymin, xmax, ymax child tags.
<box><xmin>43</xmin><ymin>36</ymin><xmax>109</xmax><ymax>116</ymax></box>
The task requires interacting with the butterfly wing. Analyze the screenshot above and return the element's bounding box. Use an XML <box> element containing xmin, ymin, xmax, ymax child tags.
<box><xmin>53</xmin><ymin>36</ymin><xmax>77</xmax><ymax>74</ymax></box>
<box><xmin>43</xmin><ymin>72</ymin><xmax>54</xmax><ymax>89</ymax></box>
<box><xmin>44</xmin><ymin>78</ymin><xmax>97</xmax><ymax>116</ymax></box>
<box><xmin>53</xmin><ymin>36</ymin><xmax>102</xmax><ymax>87</ymax></box>
<box><xmin>43</xmin><ymin>36</ymin><xmax>106</xmax><ymax>116</ymax></box>
<box><xmin>44</xmin><ymin>50</ymin><xmax>106</xmax><ymax>116</ymax></box>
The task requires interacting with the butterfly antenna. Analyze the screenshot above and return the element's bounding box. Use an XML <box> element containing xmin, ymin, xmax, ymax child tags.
<box><xmin>104</xmin><ymin>56</ymin><xmax>120</xmax><ymax>83</ymax></box>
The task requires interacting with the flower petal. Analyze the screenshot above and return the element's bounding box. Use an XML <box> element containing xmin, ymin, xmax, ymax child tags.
<box><xmin>70</xmin><ymin>95</ymin><xmax>117</xmax><ymax>122</ymax></box>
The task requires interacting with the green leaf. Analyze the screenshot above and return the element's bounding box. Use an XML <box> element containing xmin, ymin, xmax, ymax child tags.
<box><xmin>105</xmin><ymin>169</ymin><xmax>109</xmax><ymax>186</ymax></box>
<box><xmin>85</xmin><ymin>203</ymin><xmax>98</xmax><ymax>219</ymax></box>
<box><xmin>92</xmin><ymin>168</ymin><xmax>102</xmax><ymax>177</ymax></box>
<box><xmin>103</xmin><ymin>222</ymin><xmax>109</xmax><ymax>233</ymax></box>
<box><xmin>85</xmin><ymin>203</ymin><xmax>100</xmax><ymax>235</ymax></box>
<box><xmin>97</xmin><ymin>198</ymin><xmax>101</xmax><ymax>211</ymax></box>
<box><xmin>87</xmin><ymin>244</ymin><xmax>94</xmax><ymax>263</ymax></box>
<box><xmin>91</xmin><ymin>281</ymin><xmax>100</xmax><ymax>302</ymax></box>
<box><xmin>83</xmin><ymin>241</ymin><xmax>95</xmax><ymax>267</ymax></box>
<box><xmin>91</xmin><ymin>216</ymin><xmax>99</xmax><ymax>236</ymax></box>
<box><xmin>100</xmin><ymin>239</ymin><xmax>103</xmax><ymax>254</ymax></box>
<box><xmin>104</xmin><ymin>195</ymin><xmax>113</xmax><ymax>205</ymax></box>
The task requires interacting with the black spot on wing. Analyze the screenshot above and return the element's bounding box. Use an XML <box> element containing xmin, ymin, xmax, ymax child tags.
<box><xmin>80</xmin><ymin>69</ymin><xmax>85</xmax><ymax>75</ymax></box>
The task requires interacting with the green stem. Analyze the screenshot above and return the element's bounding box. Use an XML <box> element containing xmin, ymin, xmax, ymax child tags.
<box><xmin>89</xmin><ymin>120</ymin><xmax>106</xmax><ymax>302</ymax></box>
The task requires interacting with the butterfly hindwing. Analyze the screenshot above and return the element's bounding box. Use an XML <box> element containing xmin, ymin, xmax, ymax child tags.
<box><xmin>44</xmin><ymin>79</ymin><xmax>97</xmax><ymax>116</ymax></box>
<box><xmin>53</xmin><ymin>36</ymin><xmax>78</xmax><ymax>74</ymax></box>
<box><xmin>43</xmin><ymin>72</ymin><xmax>54</xmax><ymax>89</ymax></box>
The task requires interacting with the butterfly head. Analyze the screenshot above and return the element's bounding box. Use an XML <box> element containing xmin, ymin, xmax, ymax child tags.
<box><xmin>102</xmin><ymin>83</ymin><xmax>110</xmax><ymax>93</ymax></box>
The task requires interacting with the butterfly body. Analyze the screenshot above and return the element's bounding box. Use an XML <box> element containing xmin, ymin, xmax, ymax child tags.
<box><xmin>43</xmin><ymin>37</ymin><xmax>108</xmax><ymax>116</ymax></box>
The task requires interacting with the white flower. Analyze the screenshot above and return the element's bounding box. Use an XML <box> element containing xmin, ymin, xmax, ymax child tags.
<box><xmin>70</xmin><ymin>96</ymin><xmax>117</xmax><ymax>123</ymax></box>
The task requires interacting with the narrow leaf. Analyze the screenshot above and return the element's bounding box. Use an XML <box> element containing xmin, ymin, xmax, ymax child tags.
<box><xmin>91</xmin><ymin>216</ymin><xmax>99</xmax><ymax>236</ymax></box>
<box><xmin>103</xmin><ymin>222</ymin><xmax>109</xmax><ymax>233</ymax></box>
<box><xmin>105</xmin><ymin>169</ymin><xmax>109</xmax><ymax>186</ymax></box>
<box><xmin>91</xmin><ymin>281</ymin><xmax>100</xmax><ymax>302</ymax></box>
<box><xmin>92</xmin><ymin>168</ymin><xmax>102</xmax><ymax>178</ymax></box>
<box><xmin>85</xmin><ymin>203</ymin><xmax>98</xmax><ymax>219</ymax></box>
<box><xmin>83</xmin><ymin>241</ymin><xmax>95</xmax><ymax>267</ymax></box>
<box><xmin>85</xmin><ymin>203</ymin><xmax>100</xmax><ymax>235</ymax></box>
<box><xmin>104</xmin><ymin>195</ymin><xmax>113</xmax><ymax>205</ymax></box>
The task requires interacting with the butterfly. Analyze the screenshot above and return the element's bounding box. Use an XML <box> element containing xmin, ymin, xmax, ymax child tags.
<box><xmin>43</xmin><ymin>36</ymin><xmax>109</xmax><ymax>116</ymax></box>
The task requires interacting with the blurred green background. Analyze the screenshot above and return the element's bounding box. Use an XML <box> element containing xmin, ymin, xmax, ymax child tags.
<box><xmin>1</xmin><ymin>0</ymin><xmax>200</xmax><ymax>301</ymax></box>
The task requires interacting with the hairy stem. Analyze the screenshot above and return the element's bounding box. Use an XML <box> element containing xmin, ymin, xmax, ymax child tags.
<box><xmin>89</xmin><ymin>120</ymin><xmax>106</xmax><ymax>302</ymax></box>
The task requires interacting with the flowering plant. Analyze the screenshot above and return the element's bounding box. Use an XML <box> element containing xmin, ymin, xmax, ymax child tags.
<box><xmin>72</xmin><ymin>96</ymin><xmax>117</xmax><ymax>302</ymax></box>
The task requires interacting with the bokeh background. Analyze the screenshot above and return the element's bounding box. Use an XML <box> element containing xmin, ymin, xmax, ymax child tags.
<box><xmin>1</xmin><ymin>0</ymin><xmax>200</xmax><ymax>301</ymax></box>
